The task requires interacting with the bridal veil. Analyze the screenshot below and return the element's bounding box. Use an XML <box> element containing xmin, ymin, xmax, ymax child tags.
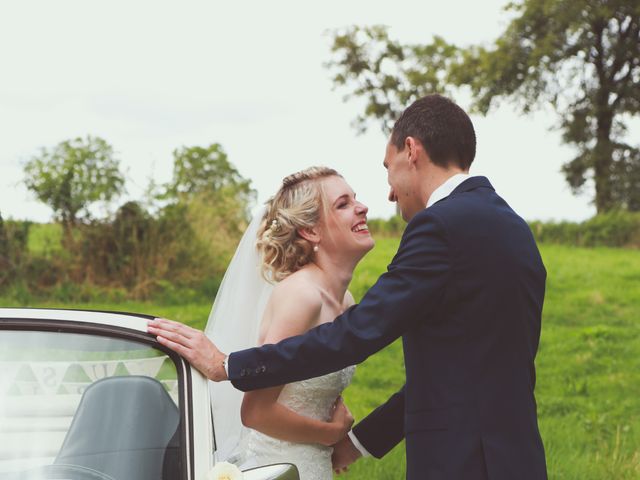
<box><xmin>204</xmin><ymin>207</ymin><xmax>273</xmax><ymax>462</ymax></box>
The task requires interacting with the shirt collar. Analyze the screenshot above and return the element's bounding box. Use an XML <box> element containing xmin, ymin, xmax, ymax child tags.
<box><xmin>426</xmin><ymin>173</ymin><xmax>473</xmax><ymax>208</ymax></box>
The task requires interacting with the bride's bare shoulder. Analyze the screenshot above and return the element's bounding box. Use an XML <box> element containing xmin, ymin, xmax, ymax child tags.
<box><xmin>261</xmin><ymin>270</ymin><xmax>323</xmax><ymax>342</ymax></box>
<box><xmin>270</xmin><ymin>269</ymin><xmax>322</xmax><ymax>310</ymax></box>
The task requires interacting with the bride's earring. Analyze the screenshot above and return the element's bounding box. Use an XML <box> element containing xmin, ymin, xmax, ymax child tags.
<box><xmin>313</xmin><ymin>244</ymin><xmax>319</xmax><ymax>252</ymax></box>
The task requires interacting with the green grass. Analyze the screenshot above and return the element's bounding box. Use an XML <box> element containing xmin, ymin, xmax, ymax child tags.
<box><xmin>338</xmin><ymin>238</ymin><xmax>407</xmax><ymax>477</ymax></box>
<box><xmin>533</xmin><ymin>245</ymin><xmax>640</xmax><ymax>479</ymax></box>
<box><xmin>2</xmin><ymin>240</ymin><xmax>639</xmax><ymax>478</ymax></box>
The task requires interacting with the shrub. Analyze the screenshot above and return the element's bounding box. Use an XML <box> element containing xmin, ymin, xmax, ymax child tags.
<box><xmin>55</xmin><ymin>190</ymin><xmax>249</xmax><ymax>301</ymax></box>
<box><xmin>0</xmin><ymin>215</ymin><xmax>32</xmax><ymax>287</ymax></box>
<box><xmin>529</xmin><ymin>211</ymin><xmax>640</xmax><ymax>248</ymax></box>
<box><xmin>367</xmin><ymin>215</ymin><xmax>405</xmax><ymax>237</ymax></box>
<box><xmin>368</xmin><ymin>211</ymin><xmax>640</xmax><ymax>249</ymax></box>
<box><xmin>70</xmin><ymin>201</ymin><xmax>212</xmax><ymax>299</ymax></box>
<box><xmin>580</xmin><ymin>211</ymin><xmax>640</xmax><ymax>247</ymax></box>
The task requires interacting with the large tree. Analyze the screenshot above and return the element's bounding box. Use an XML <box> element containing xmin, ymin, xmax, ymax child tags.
<box><xmin>24</xmin><ymin>136</ymin><xmax>125</xmax><ymax>240</ymax></box>
<box><xmin>165</xmin><ymin>143</ymin><xmax>257</xmax><ymax>274</ymax></box>
<box><xmin>327</xmin><ymin>0</ymin><xmax>640</xmax><ymax>212</ymax></box>
<box><xmin>168</xmin><ymin>144</ymin><xmax>251</xmax><ymax>195</ymax></box>
<box><xmin>166</xmin><ymin>143</ymin><xmax>255</xmax><ymax>217</ymax></box>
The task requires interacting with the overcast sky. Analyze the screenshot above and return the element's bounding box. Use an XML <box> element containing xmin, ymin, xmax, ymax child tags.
<box><xmin>1</xmin><ymin>0</ymin><xmax>602</xmax><ymax>223</ymax></box>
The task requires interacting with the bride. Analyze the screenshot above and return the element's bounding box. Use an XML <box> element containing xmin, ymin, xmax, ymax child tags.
<box><xmin>204</xmin><ymin>166</ymin><xmax>374</xmax><ymax>479</ymax></box>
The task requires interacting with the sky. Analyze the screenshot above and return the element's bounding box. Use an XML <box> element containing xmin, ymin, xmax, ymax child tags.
<box><xmin>0</xmin><ymin>0</ymin><xmax>601</xmax><ymax>223</ymax></box>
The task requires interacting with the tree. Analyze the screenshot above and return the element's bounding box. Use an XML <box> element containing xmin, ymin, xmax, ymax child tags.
<box><xmin>166</xmin><ymin>143</ymin><xmax>256</xmax><ymax>219</ymax></box>
<box><xmin>24</xmin><ymin>136</ymin><xmax>125</xmax><ymax>239</ymax></box>
<box><xmin>165</xmin><ymin>143</ymin><xmax>257</xmax><ymax>276</ymax></box>
<box><xmin>327</xmin><ymin>1</ymin><xmax>640</xmax><ymax>212</ymax></box>
<box><xmin>328</xmin><ymin>26</ymin><xmax>458</xmax><ymax>134</ymax></box>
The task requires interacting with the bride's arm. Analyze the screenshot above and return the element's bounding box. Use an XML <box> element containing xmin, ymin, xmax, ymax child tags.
<box><xmin>241</xmin><ymin>386</ymin><xmax>352</xmax><ymax>446</ymax></box>
<box><xmin>240</xmin><ymin>281</ymin><xmax>353</xmax><ymax>446</ymax></box>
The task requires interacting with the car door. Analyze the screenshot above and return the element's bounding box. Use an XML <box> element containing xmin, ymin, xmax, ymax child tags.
<box><xmin>0</xmin><ymin>309</ymin><xmax>299</xmax><ymax>480</ymax></box>
<box><xmin>0</xmin><ymin>309</ymin><xmax>196</xmax><ymax>480</ymax></box>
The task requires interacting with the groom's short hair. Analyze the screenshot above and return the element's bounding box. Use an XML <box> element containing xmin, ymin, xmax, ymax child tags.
<box><xmin>391</xmin><ymin>94</ymin><xmax>476</xmax><ymax>170</ymax></box>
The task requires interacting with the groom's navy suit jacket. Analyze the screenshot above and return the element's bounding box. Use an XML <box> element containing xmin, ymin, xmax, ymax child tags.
<box><xmin>229</xmin><ymin>177</ymin><xmax>547</xmax><ymax>479</ymax></box>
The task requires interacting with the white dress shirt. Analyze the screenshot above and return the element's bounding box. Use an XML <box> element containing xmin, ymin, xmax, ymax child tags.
<box><xmin>426</xmin><ymin>173</ymin><xmax>472</xmax><ymax>208</ymax></box>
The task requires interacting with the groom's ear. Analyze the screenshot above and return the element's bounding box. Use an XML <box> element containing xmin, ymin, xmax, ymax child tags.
<box><xmin>405</xmin><ymin>136</ymin><xmax>423</xmax><ymax>167</ymax></box>
<box><xmin>298</xmin><ymin>227</ymin><xmax>320</xmax><ymax>244</ymax></box>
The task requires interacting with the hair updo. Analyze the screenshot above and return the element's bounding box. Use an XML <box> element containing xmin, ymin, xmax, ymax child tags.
<box><xmin>256</xmin><ymin>166</ymin><xmax>340</xmax><ymax>282</ymax></box>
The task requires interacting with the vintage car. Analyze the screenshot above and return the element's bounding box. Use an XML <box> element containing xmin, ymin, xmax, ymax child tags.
<box><xmin>0</xmin><ymin>308</ymin><xmax>299</xmax><ymax>480</ymax></box>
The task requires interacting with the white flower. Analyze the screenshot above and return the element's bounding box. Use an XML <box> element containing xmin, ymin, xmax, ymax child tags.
<box><xmin>205</xmin><ymin>461</ymin><xmax>244</xmax><ymax>480</ymax></box>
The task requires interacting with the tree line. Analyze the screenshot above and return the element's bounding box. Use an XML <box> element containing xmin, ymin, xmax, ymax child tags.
<box><xmin>0</xmin><ymin>137</ymin><xmax>255</xmax><ymax>301</ymax></box>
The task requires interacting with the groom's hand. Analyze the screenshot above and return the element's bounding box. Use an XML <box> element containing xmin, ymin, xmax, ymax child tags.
<box><xmin>147</xmin><ymin>318</ymin><xmax>228</xmax><ymax>382</ymax></box>
<box><xmin>332</xmin><ymin>434</ymin><xmax>362</xmax><ymax>474</ymax></box>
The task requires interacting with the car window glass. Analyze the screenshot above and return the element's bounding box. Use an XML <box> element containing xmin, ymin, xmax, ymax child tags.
<box><xmin>0</xmin><ymin>329</ymin><xmax>184</xmax><ymax>480</ymax></box>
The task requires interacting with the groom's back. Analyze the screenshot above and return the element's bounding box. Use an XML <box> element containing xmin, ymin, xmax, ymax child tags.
<box><xmin>401</xmin><ymin>177</ymin><xmax>547</xmax><ymax>479</ymax></box>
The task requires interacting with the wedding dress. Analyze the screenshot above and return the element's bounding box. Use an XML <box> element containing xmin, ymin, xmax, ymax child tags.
<box><xmin>205</xmin><ymin>208</ymin><xmax>355</xmax><ymax>479</ymax></box>
<box><xmin>242</xmin><ymin>366</ymin><xmax>355</xmax><ymax>480</ymax></box>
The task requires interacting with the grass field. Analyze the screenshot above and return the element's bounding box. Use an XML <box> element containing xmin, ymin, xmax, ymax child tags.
<box><xmin>3</xmin><ymin>239</ymin><xmax>639</xmax><ymax>478</ymax></box>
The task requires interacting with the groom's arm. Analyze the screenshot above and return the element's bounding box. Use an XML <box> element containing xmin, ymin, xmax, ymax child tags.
<box><xmin>228</xmin><ymin>209</ymin><xmax>450</xmax><ymax>391</ymax></box>
<box><xmin>351</xmin><ymin>385</ymin><xmax>406</xmax><ymax>458</ymax></box>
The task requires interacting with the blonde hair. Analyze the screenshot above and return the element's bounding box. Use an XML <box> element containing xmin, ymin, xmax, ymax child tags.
<box><xmin>256</xmin><ymin>166</ymin><xmax>340</xmax><ymax>282</ymax></box>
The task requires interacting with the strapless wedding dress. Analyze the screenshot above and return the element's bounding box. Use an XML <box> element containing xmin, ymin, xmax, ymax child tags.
<box><xmin>242</xmin><ymin>366</ymin><xmax>356</xmax><ymax>480</ymax></box>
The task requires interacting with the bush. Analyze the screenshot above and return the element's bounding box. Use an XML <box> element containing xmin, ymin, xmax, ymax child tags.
<box><xmin>76</xmin><ymin>201</ymin><xmax>160</xmax><ymax>294</ymax></box>
<box><xmin>367</xmin><ymin>215</ymin><xmax>405</xmax><ymax>237</ymax></box>
<box><xmin>368</xmin><ymin>211</ymin><xmax>640</xmax><ymax>249</ymax></box>
<box><xmin>0</xmin><ymin>196</ymin><xmax>247</xmax><ymax>303</ymax></box>
<box><xmin>71</xmin><ymin>200</ymin><xmax>219</xmax><ymax>299</ymax></box>
<box><xmin>581</xmin><ymin>211</ymin><xmax>640</xmax><ymax>247</ymax></box>
<box><xmin>0</xmin><ymin>215</ymin><xmax>32</xmax><ymax>287</ymax></box>
<box><xmin>529</xmin><ymin>211</ymin><xmax>640</xmax><ymax>248</ymax></box>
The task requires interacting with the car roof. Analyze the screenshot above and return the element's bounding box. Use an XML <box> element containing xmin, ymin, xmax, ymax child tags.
<box><xmin>0</xmin><ymin>308</ymin><xmax>156</xmax><ymax>333</ymax></box>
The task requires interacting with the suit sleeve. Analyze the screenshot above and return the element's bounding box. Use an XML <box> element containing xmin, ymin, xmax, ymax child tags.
<box><xmin>352</xmin><ymin>385</ymin><xmax>405</xmax><ymax>458</ymax></box>
<box><xmin>228</xmin><ymin>209</ymin><xmax>450</xmax><ymax>391</ymax></box>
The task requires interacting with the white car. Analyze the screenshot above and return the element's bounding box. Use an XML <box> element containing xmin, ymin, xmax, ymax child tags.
<box><xmin>0</xmin><ymin>308</ymin><xmax>299</xmax><ymax>480</ymax></box>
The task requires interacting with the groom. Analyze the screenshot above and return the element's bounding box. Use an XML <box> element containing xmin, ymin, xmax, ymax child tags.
<box><xmin>149</xmin><ymin>94</ymin><xmax>548</xmax><ymax>479</ymax></box>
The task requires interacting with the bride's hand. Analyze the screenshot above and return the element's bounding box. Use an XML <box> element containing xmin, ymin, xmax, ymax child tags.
<box><xmin>328</xmin><ymin>396</ymin><xmax>354</xmax><ymax>444</ymax></box>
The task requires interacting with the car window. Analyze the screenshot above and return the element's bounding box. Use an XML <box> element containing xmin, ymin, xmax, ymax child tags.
<box><xmin>0</xmin><ymin>329</ymin><xmax>184</xmax><ymax>480</ymax></box>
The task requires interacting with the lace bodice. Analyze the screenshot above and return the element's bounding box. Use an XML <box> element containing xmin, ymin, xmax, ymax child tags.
<box><xmin>278</xmin><ymin>365</ymin><xmax>355</xmax><ymax>420</ymax></box>
<box><xmin>242</xmin><ymin>366</ymin><xmax>355</xmax><ymax>480</ymax></box>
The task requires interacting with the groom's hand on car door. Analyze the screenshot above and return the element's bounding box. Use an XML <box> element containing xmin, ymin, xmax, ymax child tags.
<box><xmin>147</xmin><ymin>318</ymin><xmax>228</xmax><ymax>381</ymax></box>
